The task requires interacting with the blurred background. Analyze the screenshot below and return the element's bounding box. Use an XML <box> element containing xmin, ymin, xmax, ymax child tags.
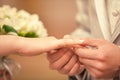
<box><xmin>0</xmin><ymin>0</ymin><xmax>77</xmax><ymax>80</ymax></box>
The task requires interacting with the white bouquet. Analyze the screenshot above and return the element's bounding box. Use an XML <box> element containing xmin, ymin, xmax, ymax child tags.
<box><xmin>0</xmin><ymin>5</ymin><xmax>47</xmax><ymax>37</ymax></box>
<box><xmin>0</xmin><ymin>5</ymin><xmax>48</xmax><ymax>80</ymax></box>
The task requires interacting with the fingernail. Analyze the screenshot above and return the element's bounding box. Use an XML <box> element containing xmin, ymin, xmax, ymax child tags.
<box><xmin>79</xmin><ymin>40</ymin><xmax>84</xmax><ymax>43</ymax></box>
<box><xmin>63</xmin><ymin>35</ymin><xmax>71</xmax><ymax>39</ymax></box>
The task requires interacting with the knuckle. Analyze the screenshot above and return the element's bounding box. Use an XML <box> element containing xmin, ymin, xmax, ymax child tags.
<box><xmin>96</xmin><ymin>62</ymin><xmax>106</xmax><ymax>71</ymax></box>
<box><xmin>58</xmin><ymin>66</ymin><xmax>72</xmax><ymax>75</ymax></box>
<box><xmin>63</xmin><ymin>66</ymin><xmax>70</xmax><ymax>72</ymax></box>
<box><xmin>59</xmin><ymin>67</ymin><xmax>70</xmax><ymax>74</ymax></box>
<box><xmin>98</xmin><ymin>52</ymin><xmax>107</xmax><ymax>61</ymax></box>
<box><xmin>69</xmin><ymin>64</ymin><xmax>80</xmax><ymax>76</ymax></box>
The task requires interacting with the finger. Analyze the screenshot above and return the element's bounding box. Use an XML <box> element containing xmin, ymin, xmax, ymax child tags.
<box><xmin>58</xmin><ymin>38</ymin><xmax>84</xmax><ymax>47</ymax></box>
<box><xmin>80</xmin><ymin>38</ymin><xmax>104</xmax><ymax>47</ymax></box>
<box><xmin>43</xmin><ymin>37</ymin><xmax>84</xmax><ymax>52</ymax></box>
<box><xmin>80</xmin><ymin>57</ymin><xmax>119</xmax><ymax>78</ymax></box>
<box><xmin>86</xmin><ymin>65</ymin><xmax>117</xmax><ymax>79</ymax></box>
<box><xmin>49</xmin><ymin>49</ymin><xmax>74</xmax><ymax>70</ymax></box>
<box><xmin>58</xmin><ymin>55</ymin><xmax>78</xmax><ymax>74</ymax></box>
<box><xmin>75</xmin><ymin>48</ymin><xmax>99</xmax><ymax>59</ymax></box>
<box><xmin>79</xmin><ymin>57</ymin><xmax>101</xmax><ymax>70</ymax></box>
<box><xmin>79</xmin><ymin>57</ymin><xmax>114</xmax><ymax>73</ymax></box>
<box><xmin>47</xmin><ymin>48</ymin><xmax>68</xmax><ymax>63</ymax></box>
<box><xmin>68</xmin><ymin>62</ymin><xmax>81</xmax><ymax>76</ymax></box>
<box><xmin>85</xmin><ymin>65</ymin><xmax>103</xmax><ymax>79</ymax></box>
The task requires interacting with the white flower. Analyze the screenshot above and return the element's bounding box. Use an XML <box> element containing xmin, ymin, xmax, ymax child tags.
<box><xmin>0</xmin><ymin>5</ymin><xmax>47</xmax><ymax>37</ymax></box>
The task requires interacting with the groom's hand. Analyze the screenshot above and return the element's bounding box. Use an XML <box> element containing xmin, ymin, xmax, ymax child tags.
<box><xmin>47</xmin><ymin>48</ymin><xmax>83</xmax><ymax>76</ymax></box>
<box><xmin>75</xmin><ymin>39</ymin><xmax>120</xmax><ymax>79</ymax></box>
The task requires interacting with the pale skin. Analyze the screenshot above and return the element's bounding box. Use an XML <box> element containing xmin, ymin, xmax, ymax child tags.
<box><xmin>0</xmin><ymin>35</ymin><xmax>83</xmax><ymax>80</ymax></box>
<box><xmin>47</xmin><ymin>38</ymin><xmax>120</xmax><ymax>79</ymax></box>
<box><xmin>0</xmin><ymin>35</ymin><xmax>83</xmax><ymax>56</ymax></box>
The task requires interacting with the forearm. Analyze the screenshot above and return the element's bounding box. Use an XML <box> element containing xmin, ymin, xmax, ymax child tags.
<box><xmin>0</xmin><ymin>35</ymin><xmax>38</xmax><ymax>56</ymax></box>
<box><xmin>14</xmin><ymin>36</ymin><xmax>47</xmax><ymax>56</ymax></box>
<box><xmin>15</xmin><ymin>36</ymin><xmax>60</xmax><ymax>56</ymax></box>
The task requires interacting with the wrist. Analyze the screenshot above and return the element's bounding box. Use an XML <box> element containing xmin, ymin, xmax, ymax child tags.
<box><xmin>13</xmin><ymin>36</ymin><xmax>25</xmax><ymax>55</ymax></box>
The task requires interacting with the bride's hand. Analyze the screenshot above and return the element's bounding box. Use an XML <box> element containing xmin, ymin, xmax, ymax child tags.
<box><xmin>16</xmin><ymin>36</ymin><xmax>84</xmax><ymax>56</ymax></box>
